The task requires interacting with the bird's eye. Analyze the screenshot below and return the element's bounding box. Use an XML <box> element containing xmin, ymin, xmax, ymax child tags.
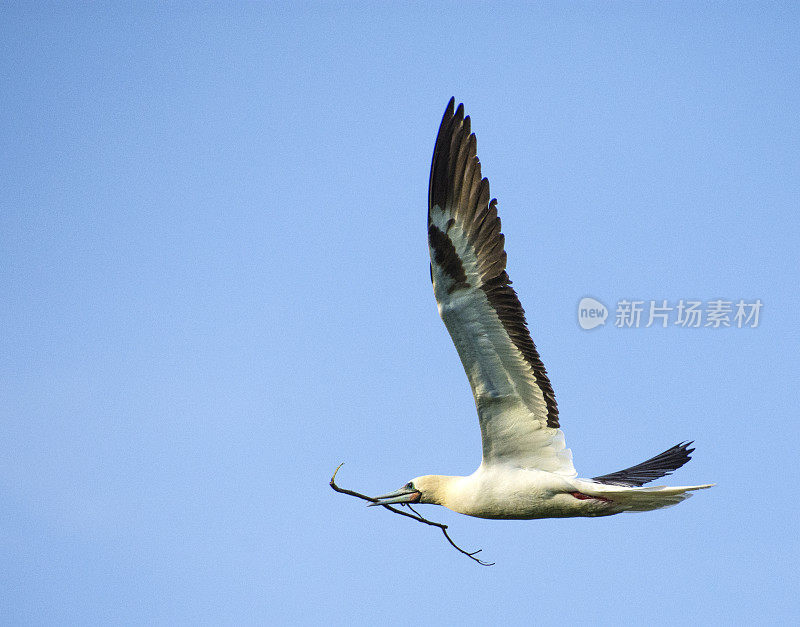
<box><xmin>405</xmin><ymin>482</ymin><xmax>414</xmax><ymax>489</ymax></box>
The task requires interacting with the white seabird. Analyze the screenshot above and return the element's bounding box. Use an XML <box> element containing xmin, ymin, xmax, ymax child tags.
<box><xmin>372</xmin><ymin>99</ymin><xmax>713</xmax><ymax>519</ymax></box>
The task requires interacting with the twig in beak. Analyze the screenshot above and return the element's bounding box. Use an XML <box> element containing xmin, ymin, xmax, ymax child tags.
<box><xmin>329</xmin><ymin>463</ymin><xmax>494</xmax><ymax>566</ymax></box>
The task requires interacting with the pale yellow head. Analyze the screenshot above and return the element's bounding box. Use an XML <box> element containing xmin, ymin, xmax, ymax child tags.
<box><xmin>371</xmin><ymin>474</ymin><xmax>457</xmax><ymax>507</ymax></box>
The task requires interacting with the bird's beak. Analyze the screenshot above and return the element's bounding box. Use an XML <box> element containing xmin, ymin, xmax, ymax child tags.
<box><xmin>368</xmin><ymin>486</ymin><xmax>421</xmax><ymax>507</ymax></box>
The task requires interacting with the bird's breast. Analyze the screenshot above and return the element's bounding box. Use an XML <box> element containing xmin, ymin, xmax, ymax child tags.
<box><xmin>443</xmin><ymin>468</ymin><xmax>612</xmax><ymax>520</ymax></box>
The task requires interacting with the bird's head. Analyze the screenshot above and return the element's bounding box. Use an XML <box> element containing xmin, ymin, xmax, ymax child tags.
<box><xmin>370</xmin><ymin>475</ymin><xmax>447</xmax><ymax>507</ymax></box>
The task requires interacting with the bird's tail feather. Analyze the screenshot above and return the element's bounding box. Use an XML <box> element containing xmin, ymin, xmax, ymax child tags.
<box><xmin>584</xmin><ymin>483</ymin><xmax>715</xmax><ymax>512</ymax></box>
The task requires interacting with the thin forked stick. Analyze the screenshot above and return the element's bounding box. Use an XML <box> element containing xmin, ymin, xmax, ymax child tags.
<box><xmin>329</xmin><ymin>463</ymin><xmax>494</xmax><ymax>566</ymax></box>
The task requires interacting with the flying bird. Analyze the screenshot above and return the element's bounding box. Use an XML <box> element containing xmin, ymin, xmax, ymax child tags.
<box><xmin>371</xmin><ymin>99</ymin><xmax>713</xmax><ymax>519</ymax></box>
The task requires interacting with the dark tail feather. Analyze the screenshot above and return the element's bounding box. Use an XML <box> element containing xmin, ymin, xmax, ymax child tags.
<box><xmin>592</xmin><ymin>442</ymin><xmax>696</xmax><ymax>487</ymax></box>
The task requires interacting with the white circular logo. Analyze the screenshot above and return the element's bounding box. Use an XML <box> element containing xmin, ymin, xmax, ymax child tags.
<box><xmin>578</xmin><ymin>297</ymin><xmax>608</xmax><ymax>330</ymax></box>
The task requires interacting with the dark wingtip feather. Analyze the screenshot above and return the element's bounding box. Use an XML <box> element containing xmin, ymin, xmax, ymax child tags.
<box><xmin>592</xmin><ymin>442</ymin><xmax>697</xmax><ymax>487</ymax></box>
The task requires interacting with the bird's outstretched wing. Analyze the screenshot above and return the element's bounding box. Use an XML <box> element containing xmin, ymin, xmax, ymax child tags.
<box><xmin>427</xmin><ymin>98</ymin><xmax>574</xmax><ymax>475</ymax></box>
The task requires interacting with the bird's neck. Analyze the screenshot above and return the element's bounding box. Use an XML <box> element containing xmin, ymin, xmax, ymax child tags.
<box><xmin>418</xmin><ymin>475</ymin><xmax>464</xmax><ymax>507</ymax></box>
<box><xmin>422</xmin><ymin>474</ymin><xmax>465</xmax><ymax>508</ymax></box>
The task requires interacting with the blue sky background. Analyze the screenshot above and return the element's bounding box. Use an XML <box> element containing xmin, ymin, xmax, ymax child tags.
<box><xmin>2</xmin><ymin>3</ymin><xmax>799</xmax><ymax>624</ymax></box>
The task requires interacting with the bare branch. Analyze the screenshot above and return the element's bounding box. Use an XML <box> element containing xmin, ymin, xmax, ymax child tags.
<box><xmin>329</xmin><ymin>463</ymin><xmax>494</xmax><ymax>566</ymax></box>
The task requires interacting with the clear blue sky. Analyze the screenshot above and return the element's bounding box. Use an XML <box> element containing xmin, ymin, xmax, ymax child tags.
<box><xmin>2</xmin><ymin>3</ymin><xmax>798</xmax><ymax>625</ymax></box>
